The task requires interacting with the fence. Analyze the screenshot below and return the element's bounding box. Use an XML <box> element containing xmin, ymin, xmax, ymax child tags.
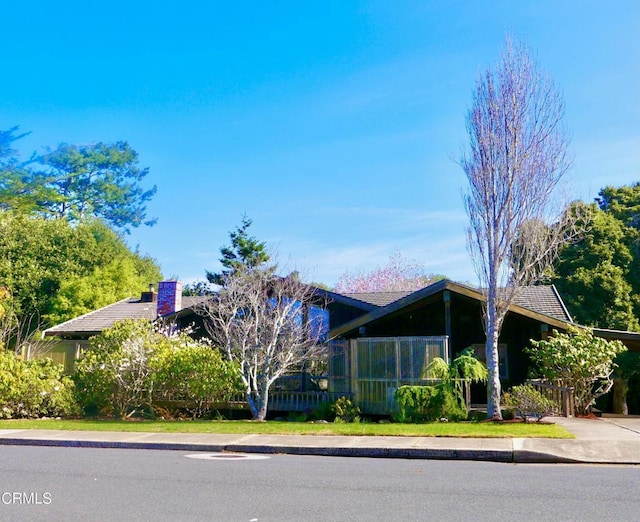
<box><xmin>153</xmin><ymin>390</ymin><xmax>349</xmax><ymax>413</ymax></box>
<box><xmin>526</xmin><ymin>379</ymin><xmax>575</xmax><ymax>417</ymax></box>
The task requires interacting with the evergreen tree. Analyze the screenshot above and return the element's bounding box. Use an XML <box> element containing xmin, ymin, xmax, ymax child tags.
<box><xmin>206</xmin><ymin>217</ymin><xmax>270</xmax><ymax>285</ymax></box>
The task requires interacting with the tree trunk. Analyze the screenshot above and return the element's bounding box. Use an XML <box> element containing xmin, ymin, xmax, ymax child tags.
<box><xmin>612</xmin><ymin>378</ymin><xmax>629</xmax><ymax>415</ymax></box>
<box><xmin>246</xmin><ymin>384</ymin><xmax>269</xmax><ymax>421</ymax></box>
<box><xmin>485</xmin><ymin>311</ymin><xmax>503</xmax><ymax>420</ymax></box>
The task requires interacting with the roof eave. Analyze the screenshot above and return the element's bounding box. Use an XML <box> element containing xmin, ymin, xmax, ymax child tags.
<box><xmin>329</xmin><ymin>279</ymin><xmax>571</xmax><ymax>338</ymax></box>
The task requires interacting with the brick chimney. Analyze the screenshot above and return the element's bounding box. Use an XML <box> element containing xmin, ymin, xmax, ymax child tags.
<box><xmin>157</xmin><ymin>280</ymin><xmax>183</xmax><ymax>317</ymax></box>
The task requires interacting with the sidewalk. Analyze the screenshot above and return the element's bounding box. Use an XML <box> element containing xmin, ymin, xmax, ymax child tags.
<box><xmin>1</xmin><ymin>416</ymin><xmax>639</xmax><ymax>464</ymax></box>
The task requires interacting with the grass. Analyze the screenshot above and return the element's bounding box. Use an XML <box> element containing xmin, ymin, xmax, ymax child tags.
<box><xmin>0</xmin><ymin>418</ymin><xmax>574</xmax><ymax>438</ymax></box>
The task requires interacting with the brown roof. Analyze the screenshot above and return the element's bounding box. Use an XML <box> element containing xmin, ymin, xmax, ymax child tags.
<box><xmin>340</xmin><ymin>284</ymin><xmax>571</xmax><ymax>322</ymax></box>
<box><xmin>330</xmin><ymin>280</ymin><xmax>574</xmax><ymax>338</ymax></box>
<box><xmin>341</xmin><ymin>291</ymin><xmax>413</xmax><ymax>307</ymax></box>
<box><xmin>512</xmin><ymin>286</ymin><xmax>572</xmax><ymax>323</ymax></box>
<box><xmin>43</xmin><ymin>296</ymin><xmax>206</xmax><ymax>338</ymax></box>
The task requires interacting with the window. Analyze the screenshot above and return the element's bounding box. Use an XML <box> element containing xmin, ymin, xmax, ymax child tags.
<box><xmin>471</xmin><ymin>343</ymin><xmax>509</xmax><ymax>379</ymax></box>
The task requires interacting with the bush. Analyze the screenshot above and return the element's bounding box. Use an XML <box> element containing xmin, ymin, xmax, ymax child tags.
<box><xmin>152</xmin><ymin>342</ymin><xmax>243</xmax><ymax>419</ymax></box>
<box><xmin>331</xmin><ymin>396</ymin><xmax>360</xmax><ymax>423</ymax></box>
<box><xmin>502</xmin><ymin>384</ymin><xmax>555</xmax><ymax>422</ymax></box>
<box><xmin>394</xmin><ymin>384</ymin><xmax>467</xmax><ymax>423</ymax></box>
<box><xmin>526</xmin><ymin>328</ymin><xmax>627</xmax><ymax>415</ymax></box>
<box><xmin>394</xmin><ymin>348</ymin><xmax>487</xmax><ymax>423</ymax></box>
<box><xmin>73</xmin><ymin>320</ymin><xmax>159</xmax><ymax>417</ymax></box>
<box><xmin>0</xmin><ymin>351</ymin><xmax>79</xmax><ymax>418</ymax></box>
<box><xmin>310</xmin><ymin>400</ymin><xmax>335</xmax><ymax>422</ymax></box>
<box><xmin>74</xmin><ymin>319</ymin><xmax>245</xmax><ymax>419</ymax></box>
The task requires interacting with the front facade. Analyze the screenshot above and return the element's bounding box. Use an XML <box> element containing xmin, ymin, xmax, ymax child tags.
<box><xmin>321</xmin><ymin>280</ymin><xmax>576</xmax><ymax>414</ymax></box>
<box><xmin>36</xmin><ymin>277</ymin><xmax>640</xmax><ymax>415</ymax></box>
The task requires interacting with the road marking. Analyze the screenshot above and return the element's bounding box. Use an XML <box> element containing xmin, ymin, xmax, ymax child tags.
<box><xmin>185</xmin><ymin>453</ymin><xmax>270</xmax><ymax>461</ymax></box>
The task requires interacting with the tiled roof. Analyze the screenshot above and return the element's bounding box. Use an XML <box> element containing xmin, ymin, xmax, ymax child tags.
<box><xmin>512</xmin><ymin>286</ymin><xmax>572</xmax><ymax>323</ymax></box>
<box><xmin>340</xmin><ymin>285</ymin><xmax>571</xmax><ymax>321</ymax></box>
<box><xmin>341</xmin><ymin>291</ymin><xmax>414</xmax><ymax>307</ymax></box>
<box><xmin>43</xmin><ymin>296</ymin><xmax>207</xmax><ymax>337</ymax></box>
<box><xmin>330</xmin><ymin>280</ymin><xmax>574</xmax><ymax>338</ymax></box>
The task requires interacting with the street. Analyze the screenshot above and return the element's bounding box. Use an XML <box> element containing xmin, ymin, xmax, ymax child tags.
<box><xmin>0</xmin><ymin>446</ymin><xmax>638</xmax><ymax>521</ymax></box>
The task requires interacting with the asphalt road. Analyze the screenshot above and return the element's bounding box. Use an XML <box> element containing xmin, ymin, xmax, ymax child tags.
<box><xmin>1</xmin><ymin>446</ymin><xmax>638</xmax><ymax>521</ymax></box>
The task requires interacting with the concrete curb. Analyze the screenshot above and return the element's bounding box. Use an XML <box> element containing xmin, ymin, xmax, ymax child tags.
<box><xmin>0</xmin><ymin>436</ymin><xmax>546</xmax><ymax>463</ymax></box>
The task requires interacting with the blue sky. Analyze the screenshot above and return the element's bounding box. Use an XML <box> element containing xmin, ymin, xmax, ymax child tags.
<box><xmin>2</xmin><ymin>1</ymin><xmax>638</xmax><ymax>287</ymax></box>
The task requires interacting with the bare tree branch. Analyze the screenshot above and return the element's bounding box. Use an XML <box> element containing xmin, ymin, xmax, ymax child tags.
<box><xmin>196</xmin><ymin>266</ymin><xmax>327</xmax><ymax>420</ymax></box>
<box><xmin>460</xmin><ymin>36</ymin><xmax>584</xmax><ymax>419</ymax></box>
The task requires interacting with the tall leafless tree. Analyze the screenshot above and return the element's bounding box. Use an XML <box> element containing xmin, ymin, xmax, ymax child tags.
<box><xmin>461</xmin><ymin>37</ymin><xmax>581</xmax><ymax>420</ymax></box>
<box><xmin>196</xmin><ymin>266</ymin><xmax>327</xmax><ymax>421</ymax></box>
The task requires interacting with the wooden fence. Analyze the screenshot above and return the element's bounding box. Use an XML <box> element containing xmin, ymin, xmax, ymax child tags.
<box><xmin>526</xmin><ymin>379</ymin><xmax>575</xmax><ymax>417</ymax></box>
<box><xmin>152</xmin><ymin>390</ymin><xmax>350</xmax><ymax>413</ymax></box>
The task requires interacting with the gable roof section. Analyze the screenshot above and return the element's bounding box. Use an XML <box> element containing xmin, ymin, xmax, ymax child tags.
<box><xmin>43</xmin><ymin>296</ymin><xmax>206</xmax><ymax>338</ymax></box>
<box><xmin>513</xmin><ymin>286</ymin><xmax>573</xmax><ymax>323</ymax></box>
<box><xmin>341</xmin><ymin>290</ymin><xmax>413</xmax><ymax>307</ymax></box>
<box><xmin>310</xmin><ymin>288</ymin><xmax>380</xmax><ymax>312</ymax></box>
<box><xmin>329</xmin><ymin>279</ymin><xmax>573</xmax><ymax>338</ymax></box>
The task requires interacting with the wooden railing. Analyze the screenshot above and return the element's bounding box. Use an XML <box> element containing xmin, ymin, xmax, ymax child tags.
<box><xmin>268</xmin><ymin>391</ymin><xmax>348</xmax><ymax>412</ymax></box>
<box><xmin>526</xmin><ymin>379</ymin><xmax>575</xmax><ymax>417</ymax></box>
<box><xmin>152</xmin><ymin>390</ymin><xmax>350</xmax><ymax>413</ymax></box>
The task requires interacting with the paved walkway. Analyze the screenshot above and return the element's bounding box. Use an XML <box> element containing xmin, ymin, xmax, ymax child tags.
<box><xmin>0</xmin><ymin>415</ymin><xmax>639</xmax><ymax>464</ymax></box>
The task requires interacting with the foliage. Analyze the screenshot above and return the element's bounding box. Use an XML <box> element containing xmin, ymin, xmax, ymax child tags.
<box><xmin>152</xmin><ymin>341</ymin><xmax>243</xmax><ymax>418</ymax></box>
<box><xmin>553</xmin><ymin>202</ymin><xmax>639</xmax><ymax>331</ymax></box>
<box><xmin>526</xmin><ymin>328</ymin><xmax>627</xmax><ymax>415</ymax></box>
<box><xmin>74</xmin><ymin>319</ymin><xmax>243</xmax><ymax>419</ymax></box>
<box><xmin>310</xmin><ymin>400</ymin><xmax>336</xmax><ymax>422</ymax></box>
<box><xmin>46</xmin><ymin>254</ymin><xmax>162</xmax><ymax>326</ymax></box>
<box><xmin>395</xmin><ymin>348</ymin><xmax>487</xmax><ymax>423</ymax></box>
<box><xmin>502</xmin><ymin>384</ymin><xmax>555</xmax><ymax>423</ymax></box>
<box><xmin>73</xmin><ymin>319</ymin><xmax>161</xmax><ymax>417</ymax></box>
<box><xmin>0</xmin><ymin>127</ymin><xmax>55</xmax><ymax>215</ymax></box>
<box><xmin>460</xmin><ymin>36</ymin><xmax>577</xmax><ymax>420</ymax></box>
<box><xmin>0</xmin><ymin>350</ymin><xmax>79</xmax><ymax>418</ymax></box>
<box><xmin>597</xmin><ymin>182</ymin><xmax>640</xmax><ymax>230</ymax></box>
<box><xmin>42</xmin><ymin>141</ymin><xmax>157</xmax><ymax>231</ymax></box>
<box><xmin>0</xmin><ymin>131</ymin><xmax>156</xmax><ymax>232</ymax></box>
<box><xmin>331</xmin><ymin>396</ymin><xmax>361</xmax><ymax>423</ymax></box>
<box><xmin>334</xmin><ymin>251</ymin><xmax>444</xmax><ymax>293</ymax></box>
<box><xmin>197</xmin><ymin>264</ymin><xmax>328</xmax><ymax>421</ymax></box>
<box><xmin>423</xmin><ymin>347</ymin><xmax>488</xmax><ymax>409</ymax></box>
<box><xmin>0</xmin><ymin>212</ymin><xmax>161</xmax><ymax>332</ymax></box>
<box><xmin>206</xmin><ymin>216</ymin><xmax>270</xmax><ymax>286</ymax></box>
<box><xmin>394</xmin><ymin>384</ymin><xmax>465</xmax><ymax>422</ymax></box>
<box><xmin>554</xmin><ymin>189</ymin><xmax>640</xmax><ymax>330</ymax></box>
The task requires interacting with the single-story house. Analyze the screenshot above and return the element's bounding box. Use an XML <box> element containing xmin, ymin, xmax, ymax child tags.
<box><xmin>36</xmin><ymin>278</ymin><xmax>640</xmax><ymax>414</ymax></box>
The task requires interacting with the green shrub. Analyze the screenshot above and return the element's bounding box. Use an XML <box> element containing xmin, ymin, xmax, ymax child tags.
<box><xmin>331</xmin><ymin>396</ymin><xmax>360</xmax><ymax>423</ymax></box>
<box><xmin>394</xmin><ymin>384</ymin><xmax>467</xmax><ymax>423</ymax></box>
<box><xmin>395</xmin><ymin>348</ymin><xmax>487</xmax><ymax>423</ymax></box>
<box><xmin>502</xmin><ymin>384</ymin><xmax>555</xmax><ymax>422</ymax></box>
<box><xmin>74</xmin><ymin>319</ymin><xmax>244</xmax><ymax>419</ymax></box>
<box><xmin>0</xmin><ymin>351</ymin><xmax>79</xmax><ymax>418</ymax></box>
<box><xmin>310</xmin><ymin>400</ymin><xmax>335</xmax><ymax>421</ymax></box>
<box><xmin>526</xmin><ymin>328</ymin><xmax>626</xmax><ymax>415</ymax></box>
<box><xmin>73</xmin><ymin>320</ymin><xmax>159</xmax><ymax>417</ymax></box>
<box><xmin>152</xmin><ymin>343</ymin><xmax>243</xmax><ymax>419</ymax></box>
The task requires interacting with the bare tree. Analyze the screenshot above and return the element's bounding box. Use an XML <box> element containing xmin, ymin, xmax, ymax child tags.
<box><xmin>196</xmin><ymin>266</ymin><xmax>327</xmax><ymax>421</ymax></box>
<box><xmin>460</xmin><ymin>37</ymin><xmax>580</xmax><ymax>420</ymax></box>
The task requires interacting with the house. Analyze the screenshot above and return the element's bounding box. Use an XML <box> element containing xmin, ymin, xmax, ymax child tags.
<box><xmin>33</xmin><ymin>281</ymin><xmax>205</xmax><ymax>373</ymax></box>
<box><xmin>36</xmin><ymin>277</ymin><xmax>640</xmax><ymax>414</ymax></box>
<box><xmin>317</xmin><ymin>279</ymin><xmax>640</xmax><ymax>414</ymax></box>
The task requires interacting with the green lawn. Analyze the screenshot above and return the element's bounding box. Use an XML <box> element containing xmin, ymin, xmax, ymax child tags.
<box><xmin>0</xmin><ymin>418</ymin><xmax>574</xmax><ymax>438</ymax></box>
